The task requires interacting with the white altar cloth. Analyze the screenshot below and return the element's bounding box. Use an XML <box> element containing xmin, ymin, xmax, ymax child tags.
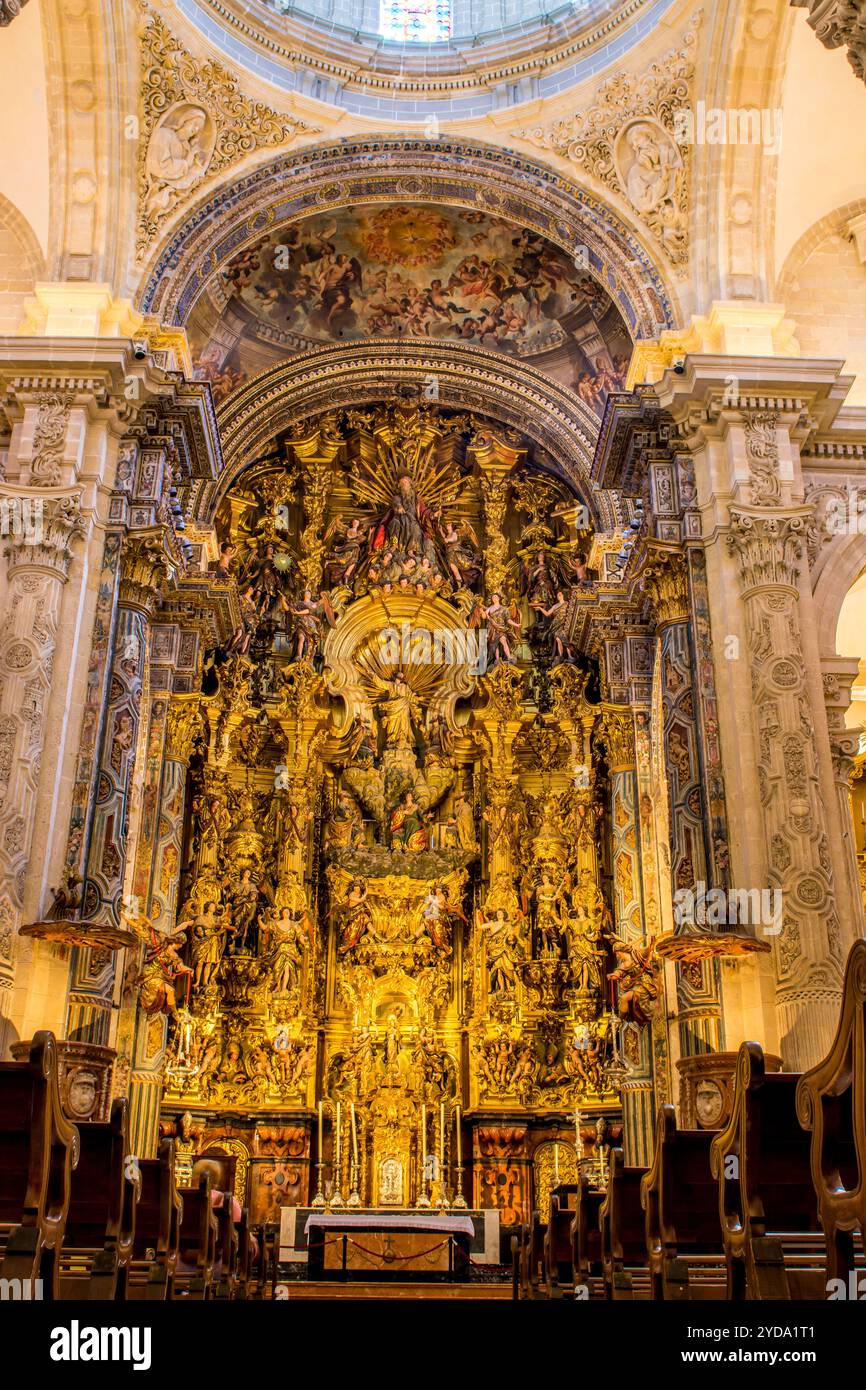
<box><xmin>304</xmin><ymin>1212</ymin><xmax>475</xmax><ymax>1237</ymax></box>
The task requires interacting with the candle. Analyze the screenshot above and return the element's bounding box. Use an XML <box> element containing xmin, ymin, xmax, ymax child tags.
<box><xmin>440</xmin><ymin>1101</ymin><xmax>445</xmax><ymax>1167</ymax></box>
<box><xmin>455</xmin><ymin>1104</ymin><xmax>462</xmax><ymax>1166</ymax></box>
<box><xmin>421</xmin><ymin>1103</ymin><xmax>427</xmax><ymax>1174</ymax></box>
<box><xmin>336</xmin><ymin>1100</ymin><xmax>341</xmax><ymax>1169</ymax></box>
<box><xmin>318</xmin><ymin>1099</ymin><xmax>323</xmax><ymax>1158</ymax></box>
<box><xmin>575</xmin><ymin>1108</ymin><xmax>582</xmax><ymax>1154</ymax></box>
<box><xmin>351</xmin><ymin>1102</ymin><xmax>358</xmax><ymax>1166</ymax></box>
<box><xmin>554</xmin><ymin>1142</ymin><xmax>560</xmax><ymax>1183</ymax></box>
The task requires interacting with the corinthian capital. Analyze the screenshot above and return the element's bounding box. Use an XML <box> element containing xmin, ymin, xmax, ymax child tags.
<box><xmin>119</xmin><ymin>532</ymin><xmax>172</xmax><ymax>614</ymax></box>
<box><xmin>793</xmin><ymin>0</ymin><xmax>866</xmax><ymax>84</ymax></box>
<box><xmin>599</xmin><ymin>708</ymin><xmax>636</xmax><ymax>770</ymax></box>
<box><xmin>727</xmin><ymin>511</ymin><xmax>805</xmax><ymax>592</ymax></box>
<box><xmin>3</xmin><ymin>493</ymin><xmax>85</xmax><ymax>579</ymax></box>
<box><xmin>165</xmin><ymin>696</ymin><xmax>204</xmax><ymax>764</ymax></box>
<box><xmin>0</xmin><ymin>0</ymin><xmax>31</xmax><ymax>25</ymax></box>
<box><xmin>641</xmin><ymin>550</ymin><xmax>689</xmax><ymax>627</ymax></box>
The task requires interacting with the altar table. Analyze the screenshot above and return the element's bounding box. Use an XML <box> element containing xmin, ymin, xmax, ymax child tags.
<box><xmin>303</xmin><ymin>1212</ymin><xmax>475</xmax><ymax>1281</ymax></box>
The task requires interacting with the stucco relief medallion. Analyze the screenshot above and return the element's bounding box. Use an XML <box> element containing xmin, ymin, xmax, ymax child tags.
<box><xmin>769</xmin><ymin>658</ymin><xmax>802</xmax><ymax>691</ymax></box>
<box><xmin>145</xmin><ymin>102</ymin><xmax>217</xmax><ymax>217</ymax></box>
<box><xmin>793</xmin><ymin>875</ymin><xmax>827</xmax><ymax>911</ymax></box>
<box><xmin>3</xmin><ymin>641</ymin><xmax>33</xmax><ymax>671</ymax></box>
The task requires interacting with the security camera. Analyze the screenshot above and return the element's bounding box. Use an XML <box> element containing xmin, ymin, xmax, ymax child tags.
<box><xmin>132</xmin><ymin>339</ymin><xmax>148</xmax><ymax>360</ymax></box>
<box><xmin>673</xmin><ymin>358</ymin><xmax>685</xmax><ymax>375</ymax></box>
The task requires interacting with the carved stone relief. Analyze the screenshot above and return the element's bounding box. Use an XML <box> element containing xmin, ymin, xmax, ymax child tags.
<box><xmin>137</xmin><ymin>9</ymin><xmax>319</xmax><ymax>255</ymax></box>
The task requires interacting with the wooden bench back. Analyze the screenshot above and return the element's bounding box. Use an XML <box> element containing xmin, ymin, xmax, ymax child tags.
<box><xmin>797</xmin><ymin>939</ymin><xmax>866</xmax><ymax>1284</ymax></box>
<box><xmin>574</xmin><ymin>1176</ymin><xmax>604</xmax><ymax>1285</ymax></box>
<box><xmin>133</xmin><ymin>1140</ymin><xmax>182</xmax><ymax>1260</ymax></box>
<box><xmin>65</xmin><ymin>1098</ymin><xmax>139</xmax><ymax>1257</ymax></box>
<box><xmin>600</xmin><ymin>1148</ymin><xmax>648</xmax><ymax>1271</ymax></box>
<box><xmin>0</xmin><ymin>1031</ymin><xmax>79</xmax><ymax>1295</ymax></box>
<box><xmin>643</xmin><ymin>1105</ymin><xmax>721</xmax><ymax>1256</ymax></box>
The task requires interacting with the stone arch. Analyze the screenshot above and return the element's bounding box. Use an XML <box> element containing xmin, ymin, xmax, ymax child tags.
<box><xmin>135</xmin><ymin>136</ymin><xmax>681</xmax><ymax>340</ymax></box>
<box><xmin>812</xmin><ymin>529</ymin><xmax>866</xmax><ymax>656</ymax></box>
<box><xmin>197</xmin><ymin>338</ymin><xmax>618</xmax><ymax>531</ymax></box>
<box><xmin>0</xmin><ymin>193</ymin><xmax>45</xmax><ymax>334</ymax></box>
<box><xmin>777</xmin><ymin>201</ymin><xmax>866</xmax><ymax>406</ymax></box>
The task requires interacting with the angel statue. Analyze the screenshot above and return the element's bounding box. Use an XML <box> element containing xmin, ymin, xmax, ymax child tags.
<box><xmin>239</xmin><ymin>542</ymin><xmax>294</xmax><ymax>621</ymax></box>
<box><xmin>438</xmin><ymin>516</ymin><xmax>481</xmax><ymax>590</ymax></box>
<box><xmin>323</xmin><ymin>514</ymin><xmax>367</xmax><ymax>588</ymax></box>
<box><xmin>287</xmin><ymin>588</ymin><xmax>336</xmax><ymax>665</ymax></box>
<box><xmin>609</xmin><ymin>938</ymin><xmax>660</xmax><ymax>1026</ymax></box>
<box><xmin>470</xmin><ymin>593</ymin><xmax>522</xmax><ymax>667</ymax></box>
<box><xmin>120</xmin><ymin>909</ymin><xmax>193</xmax><ymax>1018</ymax></box>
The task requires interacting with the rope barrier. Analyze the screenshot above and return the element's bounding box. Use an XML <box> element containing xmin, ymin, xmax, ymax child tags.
<box><xmin>305</xmin><ymin>1233</ymin><xmax>454</xmax><ymax>1263</ymax></box>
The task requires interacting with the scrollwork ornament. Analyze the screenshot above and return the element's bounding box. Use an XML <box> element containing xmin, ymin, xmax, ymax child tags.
<box><xmin>137</xmin><ymin>7</ymin><xmax>319</xmax><ymax>255</ymax></box>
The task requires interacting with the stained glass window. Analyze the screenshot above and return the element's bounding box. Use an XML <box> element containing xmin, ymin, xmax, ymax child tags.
<box><xmin>380</xmin><ymin>0</ymin><xmax>451</xmax><ymax>42</ymax></box>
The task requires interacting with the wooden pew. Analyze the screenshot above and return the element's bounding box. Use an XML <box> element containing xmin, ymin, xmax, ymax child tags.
<box><xmin>641</xmin><ymin>1104</ymin><xmax>726</xmax><ymax>1300</ymax></box>
<box><xmin>797</xmin><ymin>938</ymin><xmax>866</xmax><ymax>1292</ymax></box>
<box><xmin>191</xmin><ymin>1154</ymin><xmax>239</xmax><ymax>1300</ymax></box>
<box><xmin>570</xmin><ymin>1174</ymin><xmax>605</xmax><ymax>1298</ymax></box>
<box><xmin>710</xmin><ymin>1041</ymin><xmax>825</xmax><ymax>1299</ymax></box>
<box><xmin>123</xmin><ymin>1139</ymin><xmax>183</xmax><ymax>1301</ymax></box>
<box><xmin>173</xmin><ymin>1172</ymin><xmax>218</xmax><ymax>1299</ymax></box>
<box><xmin>211</xmin><ymin>1192</ymin><xmax>239</xmax><ymax>1300</ymax></box>
<box><xmin>510</xmin><ymin>1213</ymin><xmax>544</xmax><ymax>1299</ymax></box>
<box><xmin>0</xmin><ymin>1031</ymin><xmax>79</xmax><ymax>1300</ymax></box>
<box><xmin>245</xmin><ymin>1222</ymin><xmax>266</xmax><ymax>1299</ymax></box>
<box><xmin>57</xmin><ymin>1097</ymin><xmax>140</xmax><ymax>1299</ymax></box>
<box><xmin>599</xmin><ymin>1149</ymin><xmax>650</xmax><ymax>1300</ymax></box>
<box><xmin>542</xmin><ymin>1183</ymin><xmax>579</xmax><ymax>1295</ymax></box>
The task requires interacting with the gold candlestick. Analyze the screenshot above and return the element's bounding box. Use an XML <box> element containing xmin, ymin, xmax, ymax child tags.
<box><xmin>311</xmin><ymin>1100</ymin><xmax>326</xmax><ymax>1207</ymax></box>
<box><xmin>451</xmin><ymin>1103</ymin><xmax>468</xmax><ymax>1209</ymax></box>
<box><xmin>417</xmin><ymin>1102</ymin><xmax>431</xmax><ymax>1207</ymax></box>
<box><xmin>331</xmin><ymin>1101</ymin><xmax>344</xmax><ymax>1208</ymax></box>
<box><xmin>347</xmin><ymin>1103</ymin><xmax>361</xmax><ymax>1207</ymax></box>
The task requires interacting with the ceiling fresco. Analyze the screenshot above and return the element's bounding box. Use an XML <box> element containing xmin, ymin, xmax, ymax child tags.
<box><xmin>188</xmin><ymin>204</ymin><xmax>633</xmax><ymax>412</ymax></box>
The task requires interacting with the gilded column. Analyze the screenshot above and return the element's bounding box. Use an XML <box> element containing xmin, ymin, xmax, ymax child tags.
<box><xmin>599</xmin><ymin>706</ymin><xmax>655</xmax><ymax>1164</ymax></box>
<box><xmin>126</xmin><ymin>692</ymin><xmax>203</xmax><ymax>1158</ymax></box>
<box><xmin>643</xmin><ymin>549</ymin><xmax>723</xmax><ymax>1058</ymax></box>
<box><xmin>65</xmin><ymin>531</ymin><xmax>170</xmax><ymax>1045</ymax></box>
<box><xmin>289</xmin><ymin>418</ymin><xmax>342</xmax><ymax>592</ymax></box>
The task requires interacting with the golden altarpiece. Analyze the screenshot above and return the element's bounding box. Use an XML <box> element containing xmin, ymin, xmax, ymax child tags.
<box><xmin>65</xmin><ymin>401</ymin><xmax>698</xmax><ymax>1230</ymax></box>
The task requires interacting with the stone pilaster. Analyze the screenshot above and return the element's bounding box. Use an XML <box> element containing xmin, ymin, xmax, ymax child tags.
<box><xmin>727</xmin><ymin>510</ymin><xmax>845</xmax><ymax>1065</ymax></box>
<box><xmin>0</xmin><ymin>497</ymin><xmax>85</xmax><ymax>1051</ymax></box>
<box><xmin>821</xmin><ymin>658</ymin><xmax>866</xmax><ymax>940</ymax></box>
